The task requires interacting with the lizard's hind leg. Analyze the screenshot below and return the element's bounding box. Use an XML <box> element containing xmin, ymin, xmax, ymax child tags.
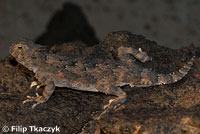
<box><xmin>80</xmin><ymin>87</ymin><xmax>127</xmax><ymax>133</ymax></box>
<box><xmin>135</xmin><ymin>48</ymin><xmax>152</xmax><ymax>63</ymax></box>
<box><xmin>117</xmin><ymin>46</ymin><xmax>152</xmax><ymax>64</ymax></box>
<box><xmin>95</xmin><ymin>87</ymin><xmax>127</xmax><ymax>120</ymax></box>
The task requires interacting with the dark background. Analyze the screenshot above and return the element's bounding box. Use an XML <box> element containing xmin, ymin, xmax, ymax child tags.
<box><xmin>0</xmin><ymin>0</ymin><xmax>200</xmax><ymax>58</ymax></box>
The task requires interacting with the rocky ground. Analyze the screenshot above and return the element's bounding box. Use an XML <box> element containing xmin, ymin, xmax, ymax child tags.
<box><xmin>0</xmin><ymin>31</ymin><xmax>200</xmax><ymax>134</ymax></box>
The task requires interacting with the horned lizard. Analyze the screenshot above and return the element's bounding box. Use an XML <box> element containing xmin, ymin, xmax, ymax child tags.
<box><xmin>9</xmin><ymin>40</ymin><xmax>194</xmax><ymax>121</ymax></box>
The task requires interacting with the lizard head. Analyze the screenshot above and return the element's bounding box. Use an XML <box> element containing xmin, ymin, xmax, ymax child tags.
<box><xmin>9</xmin><ymin>40</ymin><xmax>47</xmax><ymax>72</ymax></box>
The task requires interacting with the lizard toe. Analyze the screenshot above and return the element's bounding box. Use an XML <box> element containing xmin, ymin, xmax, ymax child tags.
<box><xmin>22</xmin><ymin>95</ymin><xmax>44</xmax><ymax>108</ymax></box>
<box><xmin>30</xmin><ymin>81</ymin><xmax>38</xmax><ymax>89</ymax></box>
<box><xmin>31</xmin><ymin>100</ymin><xmax>45</xmax><ymax>109</ymax></box>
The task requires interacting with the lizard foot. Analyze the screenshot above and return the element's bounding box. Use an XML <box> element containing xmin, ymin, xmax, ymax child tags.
<box><xmin>92</xmin><ymin>87</ymin><xmax>127</xmax><ymax>120</ymax></box>
<box><xmin>23</xmin><ymin>95</ymin><xmax>45</xmax><ymax>109</ymax></box>
<box><xmin>23</xmin><ymin>80</ymin><xmax>55</xmax><ymax>109</ymax></box>
<box><xmin>135</xmin><ymin>48</ymin><xmax>152</xmax><ymax>63</ymax></box>
<box><xmin>92</xmin><ymin>98</ymin><xmax>123</xmax><ymax>120</ymax></box>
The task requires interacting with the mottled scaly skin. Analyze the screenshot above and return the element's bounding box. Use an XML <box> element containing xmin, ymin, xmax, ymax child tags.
<box><xmin>9</xmin><ymin>40</ymin><xmax>194</xmax><ymax>122</ymax></box>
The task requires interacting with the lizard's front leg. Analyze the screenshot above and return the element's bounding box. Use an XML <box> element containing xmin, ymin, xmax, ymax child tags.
<box><xmin>23</xmin><ymin>79</ymin><xmax>55</xmax><ymax>109</ymax></box>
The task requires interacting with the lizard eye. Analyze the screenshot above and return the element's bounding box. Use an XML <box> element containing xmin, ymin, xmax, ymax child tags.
<box><xmin>18</xmin><ymin>46</ymin><xmax>22</xmax><ymax>49</ymax></box>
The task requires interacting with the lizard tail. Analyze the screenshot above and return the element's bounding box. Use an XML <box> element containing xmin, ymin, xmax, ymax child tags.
<box><xmin>156</xmin><ymin>56</ymin><xmax>195</xmax><ymax>85</ymax></box>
